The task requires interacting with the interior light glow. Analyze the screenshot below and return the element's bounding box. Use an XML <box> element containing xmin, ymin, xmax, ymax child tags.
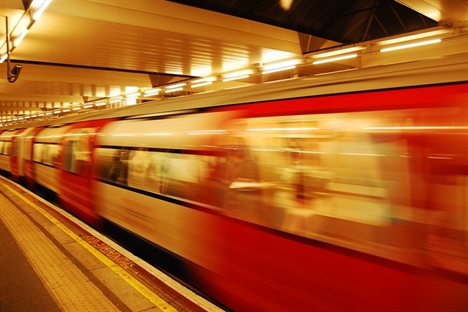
<box><xmin>263</xmin><ymin>59</ymin><xmax>300</xmax><ymax>71</ymax></box>
<box><xmin>32</xmin><ymin>0</ymin><xmax>52</xmax><ymax>21</ymax></box>
<box><xmin>262</xmin><ymin>65</ymin><xmax>296</xmax><ymax>74</ymax></box>
<box><xmin>95</xmin><ymin>101</ymin><xmax>107</xmax><ymax>106</ymax></box>
<box><xmin>313</xmin><ymin>46</ymin><xmax>365</xmax><ymax>58</ymax></box>
<box><xmin>223</xmin><ymin>69</ymin><xmax>253</xmax><ymax>79</ymax></box>
<box><xmin>248</xmin><ymin>127</ymin><xmax>318</xmax><ymax>132</ymax></box>
<box><xmin>38</xmin><ymin>113</ymin><xmax>44</xmax><ymax>117</ymax></box>
<box><xmin>14</xmin><ymin>29</ymin><xmax>29</xmax><ymax>47</ymax></box>
<box><xmin>83</xmin><ymin>104</ymin><xmax>93</xmax><ymax>109</ymax></box>
<box><xmin>31</xmin><ymin>115</ymin><xmax>37</xmax><ymax>118</ymax></box>
<box><xmin>62</xmin><ymin>109</ymin><xmax>70</xmax><ymax>112</ymax></box>
<box><xmin>166</xmin><ymin>83</ymin><xmax>186</xmax><ymax>89</ymax></box>
<box><xmin>0</xmin><ymin>54</ymin><xmax>7</xmax><ymax>64</ymax></box>
<box><xmin>377</xmin><ymin>29</ymin><xmax>449</xmax><ymax>45</ymax></box>
<box><xmin>312</xmin><ymin>54</ymin><xmax>357</xmax><ymax>65</ymax></box>
<box><xmin>109</xmin><ymin>97</ymin><xmax>122</xmax><ymax>104</ymax></box>
<box><xmin>191</xmin><ymin>77</ymin><xmax>216</xmax><ymax>84</ymax></box>
<box><xmin>143</xmin><ymin>88</ymin><xmax>161</xmax><ymax>96</ymax></box>
<box><xmin>143</xmin><ymin>132</ymin><xmax>172</xmax><ymax>136</ymax></box>
<box><xmin>72</xmin><ymin>107</ymin><xmax>81</xmax><ymax>111</ymax></box>
<box><xmin>191</xmin><ymin>81</ymin><xmax>213</xmax><ymax>88</ymax></box>
<box><xmin>222</xmin><ymin>75</ymin><xmax>249</xmax><ymax>82</ymax></box>
<box><xmin>45</xmin><ymin>112</ymin><xmax>52</xmax><ymax>115</ymax></box>
<box><xmin>125</xmin><ymin>92</ymin><xmax>140</xmax><ymax>99</ymax></box>
<box><xmin>380</xmin><ymin>39</ymin><xmax>441</xmax><ymax>52</ymax></box>
<box><xmin>53</xmin><ymin>110</ymin><xmax>61</xmax><ymax>114</ymax></box>
<box><xmin>165</xmin><ymin>87</ymin><xmax>183</xmax><ymax>93</ymax></box>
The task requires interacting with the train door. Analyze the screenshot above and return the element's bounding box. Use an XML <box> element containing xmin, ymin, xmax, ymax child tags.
<box><xmin>0</xmin><ymin>129</ymin><xmax>16</xmax><ymax>176</ymax></box>
<box><xmin>24</xmin><ymin>127</ymin><xmax>44</xmax><ymax>189</ymax></box>
<box><xmin>58</xmin><ymin>119</ymin><xmax>113</xmax><ymax>226</ymax></box>
<box><xmin>10</xmin><ymin>128</ymin><xmax>26</xmax><ymax>183</ymax></box>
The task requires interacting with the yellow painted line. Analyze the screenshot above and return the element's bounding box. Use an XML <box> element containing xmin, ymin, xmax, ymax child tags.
<box><xmin>3</xmin><ymin>182</ymin><xmax>178</xmax><ymax>312</ymax></box>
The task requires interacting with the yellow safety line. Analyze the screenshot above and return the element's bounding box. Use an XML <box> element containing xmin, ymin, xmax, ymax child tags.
<box><xmin>3</xmin><ymin>182</ymin><xmax>178</xmax><ymax>312</ymax></box>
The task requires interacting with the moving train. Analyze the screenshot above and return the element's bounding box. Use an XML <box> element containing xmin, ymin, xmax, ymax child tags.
<box><xmin>1</xmin><ymin>53</ymin><xmax>467</xmax><ymax>311</ymax></box>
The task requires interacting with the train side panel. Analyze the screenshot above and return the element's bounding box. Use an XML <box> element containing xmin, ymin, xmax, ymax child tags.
<box><xmin>92</xmin><ymin>83</ymin><xmax>467</xmax><ymax>311</ymax></box>
<box><xmin>58</xmin><ymin>119</ymin><xmax>114</xmax><ymax>225</ymax></box>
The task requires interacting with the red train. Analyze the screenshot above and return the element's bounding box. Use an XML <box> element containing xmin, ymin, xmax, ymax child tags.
<box><xmin>1</xmin><ymin>54</ymin><xmax>467</xmax><ymax>311</ymax></box>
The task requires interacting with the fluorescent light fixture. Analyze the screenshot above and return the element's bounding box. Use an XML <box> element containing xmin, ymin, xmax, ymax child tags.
<box><xmin>38</xmin><ymin>113</ymin><xmax>44</xmax><ymax>117</ymax></box>
<box><xmin>143</xmin><ymin>88</ymin><xmax>161</xmax><ymax>96</ymax></box>
<box><xmin>125</xmin><ymin>92</ymin><xmax>140</xmax><ymax>99</ymax></box>
<box><xmin>166</xmin><ymin>83</ymin><xmax>186</xmax><ymax>89</ymax></box>
<box><xmin>313</xmin><ymin>46</ymin><xmax>365</xmax><ymax>58</ymax></box>
<box><xmin>14</xmin><ymin>29</ymin><xmax>29</xmax><ymax>47</ymax></box>
<box><xmin>31</xmin><ymin>115</ymin><xmax>37</xmax><ymax>118</ymax></box>
<box><xmin>191</xmin><ymin>81</ymin><xmax>213</xmax><ymax>88</ymax></box>
<box><xmin>109</xmin><ymin>96</ymin><xmax>122</xmax><ymax>104</ymax></box>
<box><xmin>95</xmin><ymin>100</ymin><xmax>107</xmax><ymax>106</ymax></box>
<box><xmin>24</xmin><ymin>115</ymin><xmax>31</xmax><ymax>119</ymax></box>
<box><xmin>0</xmin><ymin>54</ymin><xmax>7</xmax><ymax>64</ymax></box>
<box><xmin>312</xmin><ymin>54</ymin><xmax>357</xmax><ymax>65</ymax></box>
<box><xmin>262</xmin><ymin>65</ymin><xmax>296</xmax><ymax>74</ymax></box>
<box><xmin>380</xmin><ymin>39</ymin><xmax>441</xmax><ymax>52</ymax></box>
<box><xmin>45</xmin><ymin>112</ymin><xmax>52</xmax><ymax>115</ymax></box>
<box><xmin>263</xmin><ymin>59</ymin><xmax>300</xmax><ymax>71</ymax></box>
<box><xmin>32</xmin><ymin>0</ymin><xmax>52</xmax><ymax>21</ymax></box>
<box><xmin>191</xmin><ymin>77</ymin><xmax>216</xmax><ymax>84</ymax></box>
<box><xmin>222</xmin><ymin>75</ymin><xmax>250</xmax><ymax>82</ymax></box>
<box><xmin>83</xmin><ymin>104</ymin><xmax>93</xmax><ymax>109</ymax></box>
<box><xmin>222</xmin><ymin>69</ymin><xmax>254</xmax><ymax>81</ymax></box>
<box><xmin>62</xmin><ymin>109</ymin><xmax>70</xmax><ymax>113</ymax></box>
<box><xmin>72</xmin><ymin>107</ymin><xmax>81</xmax><ymax>111</ymax></box>
<box><xmin>378</xmin><ymin>29</ymin><xmax>450</xmax><ymax>45</ymax></box>
<box><xmin>165</xmin><ymin>87</ymin><xmax>183</xmax><ymax>93</ymax></box>
<box><xmin>53</xmin><ymin>110</ymin><xmax>61</xmax><ymax>114</ymax></box>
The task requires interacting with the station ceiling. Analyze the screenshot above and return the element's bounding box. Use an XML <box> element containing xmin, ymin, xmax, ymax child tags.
<box><xmin>0</xmin><ymin>0</ymin><xmax>467</xmax><ymax>123</ymax></box>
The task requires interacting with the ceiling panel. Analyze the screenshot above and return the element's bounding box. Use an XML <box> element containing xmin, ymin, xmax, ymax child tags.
<box><xmin>0</xmin><ymin>0</ymin><xmax>466</xmax><ymax>124</ymax></box>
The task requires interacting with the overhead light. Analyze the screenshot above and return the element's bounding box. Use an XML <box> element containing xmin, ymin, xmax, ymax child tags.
<box><xmin>83</xmin><ymin>104</ymin><xmax>93</xmax><ymax>109</ymax></box>
<box><xmin>45</xmin><ymin>112</ymin><xmax>52</xmax><ymax>115</ymax></box>
<box><xmin>312</xmin><ymin>54</ymin><xmax>357</xmax><ymax>65</ymax></box>
<box><xmin>0</xmin><ymin>54</ymin><xmax>7</xmax><ymax>64</ymax></box>
<box><xmin>125</xmin><ymin>92</ymin><xmax>140</xmax><ymax>99</ymax></box>
<box><xmin>53</xmin><ymin>110</ymin><xmax>61</xmax><ymax>114</ymax></box>
<box><xmin>109</xmin><ymin>96</ymin><xmax>122</xmax><ymax>104</ymax></box>
<box><xmin>191</xmin><ymin>77</ymin><xmax>216</xmax><ymax>84</ymax></box>
<box><xmin>32</xmin><ymin>0</ymin><xmax>52</xmax><ymax>21</ymax></box>
<box><xmin>377</xmin><ymin>29</ymin><xmax>450</xmax><ymax>45</ymax></box>
<box><xmin>380</xmin><ymin>39</ymin><xmax>441</xmax><ymax>52</ymax></box>
<box><xmin>165</xmin><ymin>87</ymin><xmax>183</xmax><ymax>93</ymax></box>
<box><xmin>13</xmin><ymin>29</ymin><xmax>29</xmax><ymax>47</ymax></box>
<box><xmin>95</xmin><ymin>100</ymin><xmax>107</xmax><ymax>106</ymax></box>
<box><xmin>38</xmin><ymin>113</ymin><xmax>44</xmax><ymax>117</ymax></box>
<box><xmin>166</xmin><ymin>83</ymin><xmax>186</xmax><ymax>89</ymax></box>
<box><xmin>143</xmin><ymin>88</ymin><xmax>161</xmax><ymax>96</ymax></box>
<box><xmin>262</xmin><ymin>59</ymin><xmax>300</xmax><ymax>74</ymax></box>
<box><xmin>191</xmin><ymin>81</ymin><xmax>213</xmax><ymax>88</ymax></box>
<box><xmin>222</xmin><ymin>69</ymin><xmax>253</xmax><ymax>82</ymax></box>
<box><xmin>313</xmin><ymin>46</ymin><xmax>365</xmax><ymax>58</ymax></box>
<box><xmin>62</xmin><ymin>109</ymin><xmax>70</xmax><ymax>113</ymax></box>
<box><xmin>72</xmin><ymin>107</ymin><xmax>81</xmax><ymax>111</ymax></box>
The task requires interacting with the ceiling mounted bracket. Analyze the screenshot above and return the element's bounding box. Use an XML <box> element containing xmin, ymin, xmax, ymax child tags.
<box><xmin>4</xmin><ymin>16</ymin><xmax>23</xmax><ymax>83</ymax></box>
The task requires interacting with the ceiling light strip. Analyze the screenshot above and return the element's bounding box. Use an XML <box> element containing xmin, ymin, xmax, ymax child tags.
<box><xmin>380</xmin><ymin>39</ymin><xmax>441</xmax><ymax>52</ymax></box>
<box><xmin>312</xmin><ymin>54</ymin><xmax>357</xmax><ymax>65</ymax></box>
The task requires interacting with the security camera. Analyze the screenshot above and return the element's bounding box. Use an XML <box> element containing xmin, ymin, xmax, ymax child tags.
<box><xmin>8</xmin><ymin>64</ymin><xmax>22</xmax><ymax>83</ymax></box>
<box><xmin>11</xmin><ymin>64</ymin><xmax>22</xmax><ymax>76</ymax></box>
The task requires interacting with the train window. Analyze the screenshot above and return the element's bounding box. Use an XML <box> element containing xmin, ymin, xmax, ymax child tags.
<box><xmin>13</xmin><ymin>138</ymin><xmax>19</xmax><ymax>158</ymax></box>
<box><xmin>33</xmin><ymin>144</ymin><xmax>44</xmax><ymax>163</ymax></box>
<box><xmin>162</xmin><ymin>153</ymin><xmax>210</xmax><ymax>202</ymax></box>
<box><xmin>4</xmin><ymin>142</ymin><xmax>11</xmax><ymax>155</ymax></box>
<box><xmin>0</xmin><ymin>142</ymin><xmax>3</xmax><ymax>155</ymax></box>
<box><xmin>94</xmin><ymin>147</ymin><xmax>129</xmax><ymax>185</ymax></box>
<box><xmin>64</xmin><ymin>128</ymin><xmax>94</xmax><ymax>175</ymax></box>
<box><xmin>43</xmin><ymin>144</ymin><xmax>59</xmax><ymax>166</ymax></box>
